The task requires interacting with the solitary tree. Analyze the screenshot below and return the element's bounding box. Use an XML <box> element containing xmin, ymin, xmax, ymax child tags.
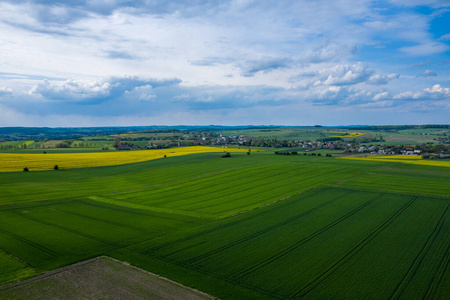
<box><xmin>54</xmin><ymin>165</ymin><xmax>59</xmax><ymax>170</ymax></box>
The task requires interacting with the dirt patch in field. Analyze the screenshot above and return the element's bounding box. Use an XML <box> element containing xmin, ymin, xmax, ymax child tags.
<box><xmin>0</xmin><ymin>256</ymin><xmax>216</xmax><ymax>300</ymax></box>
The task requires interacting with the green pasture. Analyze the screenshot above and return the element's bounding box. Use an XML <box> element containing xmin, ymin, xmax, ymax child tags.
<box><xmin>0</xmin><ymin>150</ymin><xmax>449</xmax><ymax>299</ymax></box>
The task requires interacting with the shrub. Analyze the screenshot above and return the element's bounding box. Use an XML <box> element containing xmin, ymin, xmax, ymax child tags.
<box><xmin>222</xmin><ymin>152</ymin><xmax>231</xmax><ymax>158</ymax></box>
<box><xmin>54</xmin><ymin>165</ymin><xmax>59</xmax><ymax>170</ymax></box>
<box><xmin>23</xmin><ymin>167</ymin><xmax>29</xmax><ymax>172</ymax></box>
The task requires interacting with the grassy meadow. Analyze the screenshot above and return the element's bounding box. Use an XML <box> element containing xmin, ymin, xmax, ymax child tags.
<box><xmin>0</xmin><ymin>148</ymin><xmax>449</xmax><ymax>299</ymax></box>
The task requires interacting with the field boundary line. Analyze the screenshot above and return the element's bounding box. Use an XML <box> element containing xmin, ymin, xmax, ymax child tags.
<box><xmin>151</xmin><ymin>254</ymin><xmax>285</xmax><ymax>299</ymax></box>
<box><xmin>0</xmin><ymin>227</ymin><xmax>57</xmax><ymax>257</ymax></box>
<box><xmin>0</xmin><ymin>257</ymin><xmax>98</xmax><ymax>292</ymax></box>
<box><xmin>148</xmin><ymin>165</ymin><xmax>302</xmax><ymax>208</ymax></box>
<box><xmin>0</xmin><ymin>247</ymin><xmax>37</xmax><ymax>272</ymax></box>
<box><xmin>325</xmin><ymin>184</ymin><xmax>450</xmax><ymax>200</ymax></box>
<box><xmin>51</xmin><ymin>206</ymin><xmax>153</xmax><ymax>234</ymax></box>
<box><xmin>423</xmin><ymin>243</ymin><xmax>450</xmax><ymax>299</ymax></box>
<box><xmin>390</xmin><ymin>202</ymin><xmax>450</xmax><ymax>299</ymax></box>
<box><xmin>15</xmin><ymin>212</ymin><xmax>124</xmax><ymax>249</ymax></box>
<box><xmin>87</xmin><ymin>196</ymin><xmax>214</xmax><ymax>219</ymax></box>
<box><xmin>101</xmin><ymin>166</ymin><xmax>247</xmax><ymax>196</ymax></box>
<box><xmin>292</xmin><ymin>196</ymin><xmax>418</xmax><ymax>299</ymax></box>
<box><xmin>185</xmin><ymin>187</ymin><xmax>344</xmax><ymax>264</ymax></box>
<box><xmin>230</xmin><ymin>193</ymin><xmax>385</xmax><ymax>281</ymax></box>
<box><xmin>0</xmin><ymin>256</ymin><xmax>218</xmax><ymax>299</ymax></box>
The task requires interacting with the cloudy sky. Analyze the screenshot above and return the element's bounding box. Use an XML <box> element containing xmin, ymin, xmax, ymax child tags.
<box><xmin>0</xmin><ymin>0</ymin><xmax>449</xmax><ymax>126</ymax></box>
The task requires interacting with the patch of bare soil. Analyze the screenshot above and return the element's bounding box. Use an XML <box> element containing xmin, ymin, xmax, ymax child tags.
<box><xmin>0</xmin><ymin>256</ymin><xmax>217</xmax><ymax>300</ymax></box>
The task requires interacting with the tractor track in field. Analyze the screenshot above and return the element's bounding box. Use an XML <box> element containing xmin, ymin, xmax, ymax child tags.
<box><xmin>101</xmin><ymin>166</ymin><xmax>249</xmax><ymax>196</ymax></box>
<box><xmin>15</xmin><ymin>212</ymin><xmax>124</xmax><ymax>249</ymax></box>
<box><xmin>0</xmin><ymin>247</ymin><xmax>37</xmax><ymax>271</ymax></box>
<box><xmin>184</xmin><ymin>189</ymin><xmax>345</xmax><ymax>264</ymax></box>
<box><xmin>423</xmin><ymin>223</ymin><xmax>450</xmax><ymax>299</ymax></box>
<box><xmin>390</xmin><ymin>202</ymin><xmax>450</xmax><ymax>300</ymax></box>
<box><xmin>51</xmin><ymin>207</ymin><xmax>153</xmax><ymax>234</ymax></box>
<box><xmin>147</xmin><ymin>165</ymin><xmax>300</xmax><ymax>208</ymax></box>
<box><xmin>0</xmin><ymin>227</ymin><xmax>57</xmax><ymax>257</ymax></box>
<box><xmin>230</xmin><ymin>193</ymin><xmax>386</xmax><ymax>281</ymax></box>
<box><xmin>292</xmin><ymin>195</ymin><xmax>418</xmax><ymax>299</ymax></box>
<box><xmin>196</xmin><ymin>166</ymin><xmax>353</xmax><ymax>216</ymax></box>
<box><xmin>172</xmin><ymin>168</ymin><xmax>310</xmax><ymax>211</ymax></box>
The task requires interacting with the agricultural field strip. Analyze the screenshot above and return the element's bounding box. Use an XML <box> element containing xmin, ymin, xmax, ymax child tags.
<box><xmin>0</xmin><ymin>146</ymin><xmax>249</xmax><ymax>172</ymax></box>
<box><xmin>166</xmin><ymin>167</ymin><xmax>311</xmax><ymax>210</ymax></box>
<box><xmin>103</xmin><ymin>165</ymin><xmax>358</xmax><ymax>219</ymax></box>
<box><xmin>145</xmin><ymin>192</ymin><xmax>447</xmax><ymax>299</ymax></box>
<box><xmin>0</xmin><ymin>257</ymin><xmax>99</xmax><ymax>293</ymax></box>
<box><xmin>143</xmin><ymin>187</ymin><xmax>363</xmax><ymax>255</ymax></box>
<box><xmin>337</xmin><ymin>173</ymin><xmax>450</xmax><ymax>197</ymax></box>
<box><xmin>9</xmin><ymin>211</ymin><xmax>125</xmax><ymax>250</ymax></box>
<box><xmin>111</xmin><ymin>164</ymin><xmax>354</xmax><ymax>213</ymax></box>
<box><xmin>301</xmin><ymin>196</ymin><xmax>450</xmax><ymax>300</ymax></box>
<box><xmin>9</xmin><ymin>203</ymin><xmax>199</xmax><ymax>251</ymax></box>
<box><xmin>182</xmin><ymin>189</ymin><xmax>357</xmax><ymax>265</ymax></box>
<box><xmin>200</xmin><ymin>167</ymin><xmax>360</xmax><ymax>215</ymax></box>
<box><xmin>0</xmin><ymin>199</ymin><xmax>203</xmax><ymax>269</ymax></box>
<box><xmin>292</xmin><ymin>196</ymin><xmax>419</xmax><ymax>298</ymax></box>
<box><xmin>0</xmin><ymin>162</ymin><xmax>264</xmax><ymax>206</ymax></box>
<box><xmin>424</xmin><ymin>241</ymin><xmax>450</xmax><ymax>299</ymax></box>
<box><xmin>229</xmin><ymin>192</ymin><xmax>388</xmax><ymax>281</ymax></box>
<box><xmin>103</xmin><ymin>166</ymin><xmax>250</xmax><ymax>196</ymax></box>
<box><xmin>389</xmin><ymin>202</ymin><xmax>450</xmax><ymax>299</ymax></box>
<box><xmin>109</xmin><ymin>163</ymin><xmax>282</xmax><ymax>202</ymax></box>
<box><xmin>0</xmin><ymin>248</ymin><xmax>36</xmax><ymax>273</ymax></box>
<box><xmin>111</xmin><ymin>162</ymin><xmax>293</xmax><ymax>201</ymax></box>
<box><xmin>0</xmin><ymin>228</ymin><xmax>57</xmax><ymax>257</ymax></box>
<box><xmin>138</xmin><ymin>190</ymin><xmax>385</xmax><ymax>299</ymax></box>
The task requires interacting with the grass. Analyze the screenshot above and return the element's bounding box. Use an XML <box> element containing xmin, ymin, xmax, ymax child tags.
<box><xmin>0</xmin><ymin>149</ymin><xmax>448</xmax><ymax>299</ymax></box>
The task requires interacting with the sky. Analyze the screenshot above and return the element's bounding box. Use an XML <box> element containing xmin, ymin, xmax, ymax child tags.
<box><xmin>0</xmin><ymin>0</ymin><xmax>449</xmax><ymax>127</ymax></box>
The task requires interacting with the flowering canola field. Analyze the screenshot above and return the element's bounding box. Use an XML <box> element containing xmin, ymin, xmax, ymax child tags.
<box><xmin>330</xmin><ymin>132</ymin><xmax>365</xmax><ymax>138</ymax></box>
<box><xmin>0</xmin><ymin>146</ymin><xmax>248</xmax><ymax>172</ymax></box>
<box><xmin>339</xmin><ymin>155</ymin><xmax>450</xmax><ymax>167</ymax></box>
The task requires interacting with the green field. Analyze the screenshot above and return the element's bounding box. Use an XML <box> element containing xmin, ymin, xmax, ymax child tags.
<box><xmin>0</xmin><ymin>150</ymin><xmax>449</xmax><ymax>299</ymax></box>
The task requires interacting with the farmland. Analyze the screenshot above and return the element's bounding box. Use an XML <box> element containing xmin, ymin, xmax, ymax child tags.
<box><xmin>0</xmin><ymin>149</ymin><xmax>449</xmax><ymax>299</ymax></box>
<box><xmin>0</xmin><ymin>146</ymin><xmax>247</xmax><ymax>172</ymax></box>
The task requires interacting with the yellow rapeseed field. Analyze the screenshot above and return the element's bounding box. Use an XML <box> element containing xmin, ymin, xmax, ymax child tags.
<box><xmin>330</xmin><ymin>132</ymin><xmax>365</xmax><ymax>138</ymax></box>
<box><xmin>338</xmin><ymin>155</ymin><xmax>450</xmax><ymax>168</ymax></box>
<box><xmin>0</xmin><ymin>146</ymin><xmax>249</xmax><ymax>172</ymax></box>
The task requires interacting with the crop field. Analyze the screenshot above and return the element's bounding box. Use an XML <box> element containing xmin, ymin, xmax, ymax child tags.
<box><xmin>0</xmin><ymin>146</ymin><xmax>247</xmax><ymax>172</ymax></box>
<box><xmin>0</xmin><ymin>149</ymin><xmax>449</xmax><ymax>299</ymax></box>
<box><xmin>339</xmin><ymin>155</ymin><xmax>450</xmax><ymax>168</ymax></box>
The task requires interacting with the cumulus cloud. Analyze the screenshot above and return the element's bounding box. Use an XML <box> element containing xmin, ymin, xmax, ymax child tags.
<box><xmin>0</xmin><ymin>87</ymin><xmax>13</xmax><ymax>97</ymax></box>
<box><xmin>373</xmin><ymin>91</ymin><xmax>390</xmax><ymax>101</ymax></box>
<box><xmin>28</xmin><ymin>77</ymin><xmax>181</xmax><ymax>103</ymax></box>
<box><xmin>393</xmin><ymin>84</ymin><xmax>450</xmax><ymax>100</ymax></box>
<box><xmin>367</xmin><ymin>73</ymin><xmax>399</xmax><ymax>85</ymax></box>
<box><xmin>317</xmin><ymin>63</ymin><xmax>374</xmax><ymax>86</ymax></box>
<box><xmin>416</xmin><ymin>70</ymin><xmax>437</xmax><ymax>77</ymax></box>
<box><xmin>311</xmin><ymin>85</ymin><xmax>375</xmax><ymax>106</ymax></box>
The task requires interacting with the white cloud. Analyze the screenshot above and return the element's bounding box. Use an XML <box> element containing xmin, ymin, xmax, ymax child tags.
<box><xmin>373</xmin><ymin>91</ymin><xmax>390</xmax><ymax>100</ymax></box>
<box><xmin>317</xmin><ymin>63</ymin><xmax>374</xmax><ymax>86</ymax></box>
<box><xmin>28</xmin><ymin>79</ymin><xmax>111</xmax><ymax>101</ymax></box>
<box><xmin>0</xmin><ymin>87</ymin><xmax>13</xmax><ymax>97</ymax></box>
<box><xmin>367</xmin><ymin>73</ymin><xmax>399</xmax><ymax>85</ymax></box>
<box><xmin>394</xmin><ymin>84</ymin><xmax>450</xmax><ymax>100</ymax></box>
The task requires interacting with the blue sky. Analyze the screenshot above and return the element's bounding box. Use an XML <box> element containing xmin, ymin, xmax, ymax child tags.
<box><xmin>0</xmin><ymin>0</ymin><xmax>449</xmax><ymax>126</ymax></box>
